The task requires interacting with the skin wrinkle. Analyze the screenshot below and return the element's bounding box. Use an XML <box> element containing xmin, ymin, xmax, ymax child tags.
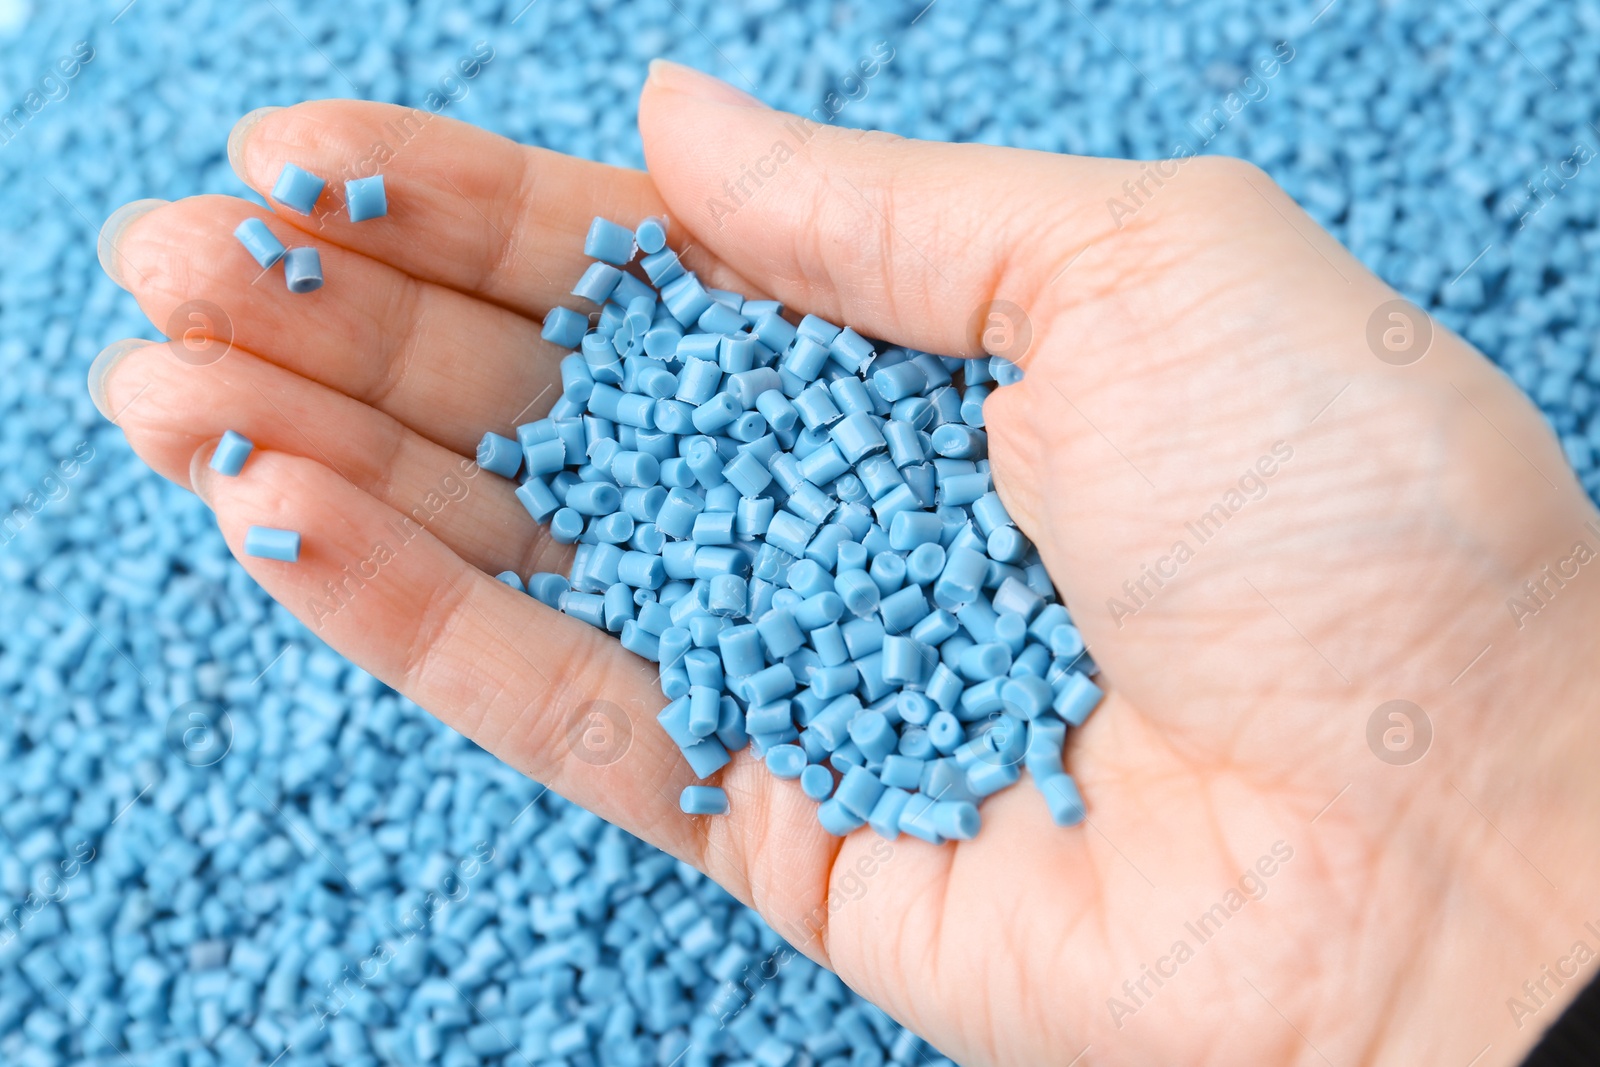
<box><xmin>724</xmin><ymin>764</ymin><xmax>773</xmax><ymax>910</ymax></box>
<box><xmin>802</xmin><ymin>162</ymin><xmax>897</xmax><ymax>331</ymax></box>
<box><xmin>362</xmin><ymin>270</ymin><xmax>431</xmax><ymax>415</ymax></box>
<box><xmin>1363</xmin><ymin>790</ymin><xmax>1453</xmax><ymax>1057</ymax></box>
<box><xmin>396</xmin><ymin>570</ymin><xmax>485</xmax><ymax>724</ymax></box>
<box><xmin>1351</xmin><ymin>882</ymin><xmax>1420</xmax><ymax>1067</ymax></box>
<box><xmin>914</xmin><ymin>840</ymin><xmax>958</xmax><ymax>1033</ymax></box>
<box><xmin>798</xmin><ymin>831</ymin><xmax>848</xmax><ymax>968</ymax></box>
<box><xmin>477</xmin><ymin>144</ymin><xmax>545</xmax><ymax>301</ymax></box>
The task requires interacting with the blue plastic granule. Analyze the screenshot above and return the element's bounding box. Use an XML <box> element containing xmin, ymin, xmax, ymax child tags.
<box><xmin>283</xmin><ymin>247</ymin><xmax>324</xmax><ymax>294</ymax></box>
<box><xmin>232</xmin><ymin>217</ymin><xmax>285</xmax><ymax>268</ymax></box>
<box><xmin>800</xmin><ymin>763</ymin><xmax>835</xmax><ymax>802</ymax></box>
<box><xmin>584</xmin><ymin>216</ymin><xmax>637</xmax><ymax>266</ymax></box>
<box><xmin>270</xmin><ymin>161</ymin><xmax>325</xmax><ymax>215</ymax></box>
<box><xmin>475</xmin><ymin>430</ymin><xmax>521</xmax><ymax>478</ymax></box>
<box><xmin>680</xmin><ymin>784</ymin><xmax>730</xmax><ymax>815</ymax></box>
<box><xmin>344</xmin><ymin>174</ymin><xmax>387</xmax><ymax>221</ymax></box>
<box><xmin>635</xmin><ymin>215</ymin><xmax>668</xmax><ymax>255</ymax></box>
<box><xmin>1038</xmin><ymin>773</ymin><xmax>1087</xmax><ymax>827</ymax></box>
<box><xmin>243</xmin><ymin>525</ymin><xmax>301</xmax><ymax>562</ymax></box>
<box><xmin>208</xmin><ymin>429</ymin><xmax>255</xmax><ymax>475</ymax></box>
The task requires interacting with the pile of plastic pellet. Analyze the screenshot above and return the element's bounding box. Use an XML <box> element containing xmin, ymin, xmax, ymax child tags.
<box><xmin>4</xmin><ymin>0</ymin><xmax>1599</xmax><ymax>1064</ymax></box>
<box><xmin>484</xmin><ymin>217</ymin><xmax>1101</xmax><ymax>841</ymax></box>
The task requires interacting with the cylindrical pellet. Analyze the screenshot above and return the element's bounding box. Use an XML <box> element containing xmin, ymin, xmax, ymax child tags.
<box><xmin>617</xmin><ymin>552</ymin><xmax>666</xmax><ymax>590</ymax></box>
<box><xmin>584</xmin><ymin>216</ymin><xmax>636</xmax><ymax>264</ymax></box>
<box><xmin>927</xmin><ymin>712</ymin><xmax>962</xmax><ymax>755</ymax></box>
<box><xmin>765</xmin><ymin>743</ymin><xmax>807</xmax><ymax>778</ymax></box>
<box><xmin>565</xmin><ymin>482</ymin><xmax>620</xmax><ymax>516</ymax></box>
<box><xmin>209</xmin><ymin>430</ymin><xmax>255</xmax><ymax>476</ymax></box>
<box><xmin>831</xmin><ymin>411</ymin><xmax>888</xmax><ymax>463</ymax></box>
<box><xmin>679</xmin><ymin>786</ymin><xmax>729</xmax><ymax>815</ymax></box>
<box><xmin>799</xmin><ymin>764</ymin><xmax>835</xmax><ymax>801</ymax></box>
<box><xmin>283</xmin><ymin>247</ymin><xmax>323</xmax><ymax>293</ymax></box>
<box><xmin>832</xmin><ymin>566</ymin><xmax>883</xmax><ymax>617</ymax></box>
<box><xmin>755</xmin><ymin>389</ymin><xmax>798</xmax><ymax>433</ymax></box>
<box><xmin>688</xmin><ymin>685</ymin><xmax>720</xmax><ymax>738</ymax></box>
<box><xmin>271</xmin><ymin>162</ymin><xmax>325</xmax><ymax>214</ymax></box>
<box><xmin>792</xmin><ymin>592</ymin><xmax>844</xmax><ymax>631</ymax></box>
<box><xmin>881</xmin><ymin>636</ymin><xmax>926</xmax><ymax>686</ymax></box>
<box><xmin>233</xmin><ymin>218</ymin><xmax>285</xmax><ymax>268</ymax></box>
<box><xmin>930</xmin><ymin>800</ymin><xmax>980</xmax><ymax>840</ymax></box>
<box><xmin>244</xmin><ymin>526</ymin><xmax>300</xmax><ymax>562</ymax></box>
<box><xmin>345</xmin><ymin>174</ymin><xmax>387</xmax><ymax>221</ymax></box>
<box><xmin>906</xmin><ymin>542</ymin><xmax>947</xmax><ymax>586</ymax></box>
<box><xmin>1038</xmin><ymin>773</ymin><xmax>1086</xmax><ymax>826</ymax></box>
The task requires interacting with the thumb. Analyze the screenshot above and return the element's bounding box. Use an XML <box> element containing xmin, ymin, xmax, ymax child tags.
<box><xmin>638</xmin><ymin>59</ymin><xmax>1129</xmax><ymax>360</ymax></box>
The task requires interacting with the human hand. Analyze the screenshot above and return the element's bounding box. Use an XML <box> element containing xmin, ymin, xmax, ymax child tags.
<box><xmin>92</xmin><ymin>60</ymin><xmax>1600</xmax><ymax>1066</ymax></box>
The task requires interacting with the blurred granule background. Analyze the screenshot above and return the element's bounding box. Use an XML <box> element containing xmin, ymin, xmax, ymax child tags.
<box><xmin>0</xmin><ymin>0</ymin><xmax>1596</xmax><ymax>1063</ymax></box>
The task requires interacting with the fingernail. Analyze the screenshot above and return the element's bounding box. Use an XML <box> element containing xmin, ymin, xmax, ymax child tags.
<box><xmin>87</xmin><ymin>338</ymin><xmax>151</xmax><ymax>422</ymax></box>
<box><xmin>189</xmin><ymin>441</ymin><xmax>218</xmax><ymax>507</ymax></box>
<box><xmin>97</xmin><ymin>199</ymin><xmax>167</xmax><ymax>290</ymax></box>
<box><xmin>227</xmin><ymin>105</ymin><xmax>283</xmax><ymax>177</ymax></box>
<box><xmin>647</xmin><ymin>59</ymin><xmax>765</xmax><ymax>108</ymax></box>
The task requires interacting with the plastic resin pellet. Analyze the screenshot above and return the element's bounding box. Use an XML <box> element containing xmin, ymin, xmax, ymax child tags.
<box><xmin>766</xmin><ymin>744</ymin><xmax>807</xmax><ymax>778</ymax></box>
<box><xmin>283</xmin><ymin>247</ymin><xmax>323</xmax><ymax>293</ymax></box>
<box><xmin>679</xmin><ymin>786</ymin><xmax>729</xmax><ymax>816</ymax></box>
<box><xmin>477</xmin><ymin>216</ymin><xmax>1108</xmax><ymax>847</ymax></box>
<box><xmin>967</xmin><ymin>758</ymin><xmax>1021</xmax><ymax>798</ymax></box>
<box><xmin>1054</xmin><ymin>672</ymin><xmax>1103</xmax><ymax>726</ymax></box>
<box><xmin>1039</xmin><ymin>773</ymin><xmax>1087</xmax><ymax>827</ymax></box>
<box><xmin>543</xmin><ymin>306</ymin><xmax>590</xmax><ymax>349</ymax></box>
<box><xmin>233</xmin><ymin>217</ymin><xmax>285</xmax><ymax>268</ymax></box>
<box><xmin>344</xmin><ymin>174</ymin><xmax>387</xmax><ymax>221</ymax></box>
<box><xmin>931</xmin><ymin>800</ymin><xmax>981</xmax><ymax>840</ymax></box>
<box><xmin>818</xmin><ymin>798</ymin><xmax>867</xmax><ymax>836</ymax></box>
<box><xmin>209</xmin><ymin>429</ymin><xmax>254</xmax><ymax>475</ymax></box>
<box><xmin>476</xmin><ymin>431</ymin><xmax>522</xmax><ymax>478</ymax></box>
<box><xmin>635</xmin><ymin>215</ymin><xmax>668</xmax><ymax>254</ymax></box>
<box><xmin>799</xmin><ymin>764</ymin><xmax>834</xmax><ymax>801</ymax></box>
<box><xmin>584</xmin><ymin>216</ymin><xmax>636</xmax><ymax>265</ymax></box>
<box><xmin>243</xmin><ymin>526</ymin><xmax>300</xmax><ymax>562</ymax></box>
<box><xmin>835</xmin><ymin>766</ymin><xmax>886</xmax><ymax>819</ymax></box>
<box><xmin>270</xmin><ymin>162</ymin><xmax>325</xmax><ymax>214</ymax></box>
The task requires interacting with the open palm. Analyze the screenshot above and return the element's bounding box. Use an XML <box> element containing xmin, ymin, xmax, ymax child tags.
<box><xmin>93</xmin><ymin>63</ymin><xmax>1600</xmax><ymax>1067</ymax></box>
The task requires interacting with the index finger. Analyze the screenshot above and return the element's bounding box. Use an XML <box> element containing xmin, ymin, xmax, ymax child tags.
<box><xmin>228</xmin><ymin>99</ymin><xmax>763</xmax><ymax>319</ymax></box>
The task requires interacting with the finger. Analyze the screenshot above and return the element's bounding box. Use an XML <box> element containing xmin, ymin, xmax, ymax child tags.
<box><xmin>227</xmin><ymin>99</ymin><xmax>763</xmax><ymax>316</ymax></box>
<box><xmin>108</xmin><ymin>195</ymin><xmax>555</xmax><ymax>454</ymax></box>
<box><xmin>193</xmin><ymin>447</ymin><xmax>840</xmax><ymax>933</ymax></box>
<box><xmin>98</xmin><ymin>339</ymin><xmax>565</xmax><ymax>580</ymax></box>
<box><xmin>639</xmin><ymin>60</ymin><xmax>1134</xmax><ymax>359</ymax></box>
